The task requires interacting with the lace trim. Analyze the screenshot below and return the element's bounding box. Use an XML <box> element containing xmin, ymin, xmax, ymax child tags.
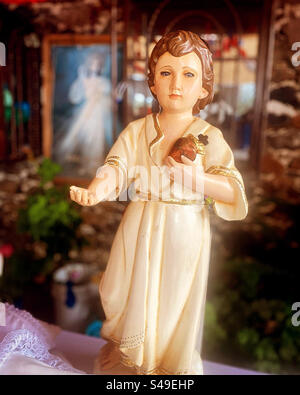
<box><xmin>104</xmin><ymin>331</ymin><xmax>145</xmax><ymax>350</ymax></box>
<box><xmin>0</xmin><ymin>329</ymin><xmax>82</xmax><ymax>373</ymax></box>
<box><xmin>120</xmin><ymin>352</ymin><xmax>190</xmax><ymax>375</ymax></box>
<box><xmin>0</xmin><ymin>304</ymin><xmax>82</xmax><ymax>373</ymax></box>
<box><xmin>120</xmin><ymin>331</ymin><xmax>145</xmax><ymax>349</ymax></box>
<box><xmin>3</xmin><ymin>303</ymin><xmax>53</xmax><ymax>347</ymax></box>
<box><xmin>103</xmin><ymin>337</ymin><xmax>191</xmax><ymax>375</ymax></box>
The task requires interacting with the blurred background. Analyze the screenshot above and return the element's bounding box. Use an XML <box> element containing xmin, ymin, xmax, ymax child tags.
<box><xmin>0</xmin><ymin>0</ymin><xmax>299</xmax><ymax>374</ymax></box>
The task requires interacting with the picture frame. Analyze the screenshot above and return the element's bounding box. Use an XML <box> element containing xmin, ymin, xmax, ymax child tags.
<box><xmin>42</xmin><ymin>34</ymin><xmax>124</xmax><ymax>185</ymax></box>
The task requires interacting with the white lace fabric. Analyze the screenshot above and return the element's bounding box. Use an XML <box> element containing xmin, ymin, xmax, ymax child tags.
<box><xmin>0</xmin><ymin>304</ymin><xmax>83</xmax><ymax>374</ymax></box>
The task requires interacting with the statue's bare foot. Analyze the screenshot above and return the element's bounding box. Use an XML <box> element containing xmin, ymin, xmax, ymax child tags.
<box><xmin>97</xmin><ymin>341</ymin><xmax>121</xmax><ymax>370</ymax></box>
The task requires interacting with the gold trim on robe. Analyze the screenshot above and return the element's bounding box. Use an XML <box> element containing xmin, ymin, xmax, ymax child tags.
<box><xmin>206</xmin><ymin>165</ymin><xmax>248</xmax><ymax>219</ymax></box>
<box><xmin>149</xmin><ymin>113</ymin><xmax>211</xmax><ymax>168</ymax></box>
<box><xmin>104</xmin><ymin>155</ymin><xmax>127</xmax><ymax>179</ymax></box>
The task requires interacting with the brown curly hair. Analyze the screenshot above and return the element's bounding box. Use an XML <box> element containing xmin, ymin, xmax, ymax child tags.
<box><xmin>148</xmin><ymin>30</ymin><xmax>214</xmax><ymax>114</ymax></box>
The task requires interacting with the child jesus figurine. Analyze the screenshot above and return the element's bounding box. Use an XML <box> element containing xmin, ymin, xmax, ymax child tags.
<box><xmin>70</xmin><ymin>30</ymin><xmax>248</xmax><ymax>375</ymax></box>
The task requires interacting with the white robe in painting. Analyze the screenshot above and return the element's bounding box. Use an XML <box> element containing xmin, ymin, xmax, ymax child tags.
<box><xmin>99</xmin><ymin>113</ymin><xmax>248</xmax><ymax>375</ymax></box>
<box><xmin>58</xmin><ymin>74</ymin><xmax>111</xmax><ymax>168</ymax></box>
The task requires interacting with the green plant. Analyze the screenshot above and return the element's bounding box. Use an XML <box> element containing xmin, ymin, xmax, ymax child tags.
<box><xmin>18</xmin><ymin>187</ymin><xmax>82</xmax><ymax>258</ymax></box>
<box><xmin>0</xmin><ymin>158</ymin><xmax>86</xmax><ymax>300</ymax></box>
<box><xmin>18</xmin><ymin>158</ymin><xmax>86</xmax><ymax>268</ymax></box>
<box><xmin>203</xmin><ymin>198</ymin><xmax>300</xmax><ymax>374</ymax></box>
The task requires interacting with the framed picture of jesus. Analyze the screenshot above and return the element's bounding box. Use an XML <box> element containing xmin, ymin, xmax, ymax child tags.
<box><xmin>42</xmin><ymin>34</ymin><xmax>123</xmax><ymax>184</ymax></box>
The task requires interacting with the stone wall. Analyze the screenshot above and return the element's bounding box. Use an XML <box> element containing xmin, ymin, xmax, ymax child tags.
<box><xmin>3</xmin><ymin>0</ymin><xmax>124</xmax><ymax>35</ymax></box>
<box><xmin>261</xmin><ymin>0</ymin><xmax>300</xmax><ymax>203</ymax></box>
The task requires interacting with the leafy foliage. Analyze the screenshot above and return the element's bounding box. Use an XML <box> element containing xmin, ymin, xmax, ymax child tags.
<box><xmin>36</xmin><ymin>157</ymin><xmax>61</xmax><ymax>186</ymax></box>
<box><xmin>203</xmin><ymin>198</ymin><xmax>300</xmax><ymax>374</ymax></box>
<box><xmin>0</xmin><ymin>158</ymin><xmax>86</xmax><ymax>300</ymax></box>
<box><xmin>18</xmin><ymin>186</ymin><xmax>83</xmax><ymax>257</ymax></box>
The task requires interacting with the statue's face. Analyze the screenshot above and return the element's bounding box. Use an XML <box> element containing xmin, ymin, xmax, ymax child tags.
<box><xmin>151</xmin><ymin>51</ymin><xmax>208</xmax><ymax>114</ymax></box>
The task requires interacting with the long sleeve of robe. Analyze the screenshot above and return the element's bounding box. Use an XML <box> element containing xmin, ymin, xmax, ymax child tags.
<box><xmin>98</xmin><ymin>113</ymin><xmax>248</xmax><ymax>375</ymax></box>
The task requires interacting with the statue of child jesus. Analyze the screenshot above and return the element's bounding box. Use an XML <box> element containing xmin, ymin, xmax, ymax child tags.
<box><xmin>70</xmin><ymin>30</ymin><xmax>248</xmax><ymax>375</ymax></box>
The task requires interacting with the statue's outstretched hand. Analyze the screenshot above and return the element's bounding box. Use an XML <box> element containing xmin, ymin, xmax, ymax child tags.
<box><xmin>70</xmin><ymin>186</ymin><xmax>99</xmax><ymax>206</ymax></box>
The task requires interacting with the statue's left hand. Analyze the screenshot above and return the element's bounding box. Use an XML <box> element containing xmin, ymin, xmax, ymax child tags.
<box><xmin>165</xmin><ymin>155</ymin><xmax>204</xmax><ymax>192</ymax></box>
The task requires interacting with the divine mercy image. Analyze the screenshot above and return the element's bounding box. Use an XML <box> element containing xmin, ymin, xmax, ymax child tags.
<box><xmin>52</xmin><ymin>46</ymin><xmax>113</xmax><ymax>178</ymax></box>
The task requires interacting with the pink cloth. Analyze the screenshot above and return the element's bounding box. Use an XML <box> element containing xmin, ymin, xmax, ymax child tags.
<box><xmin>0</xmin><ymin>304</ymin><xmax>83</xmax><ymax>374</ymax></box>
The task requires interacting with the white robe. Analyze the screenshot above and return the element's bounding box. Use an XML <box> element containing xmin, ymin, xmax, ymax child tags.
<box><xmin>99</xmin><ymin>113</ymin><xmax>248</xmax><ymax>375</ymax></box>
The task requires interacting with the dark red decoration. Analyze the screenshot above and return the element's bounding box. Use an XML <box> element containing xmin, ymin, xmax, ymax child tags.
<box><xmin>0</xmin><ymin>244</ymin><xmax>14</xmax><ymax>258</ymax></box>
<box><xmin>0</xmin><ymin>0</ymin><xmax>47</xmax><ymax>4</ymax></box>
